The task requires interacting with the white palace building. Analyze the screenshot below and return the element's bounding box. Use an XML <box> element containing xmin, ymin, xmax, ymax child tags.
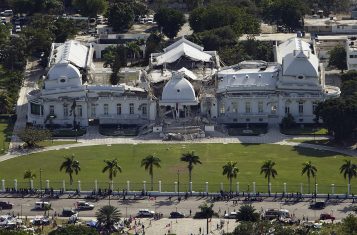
<box><xmin>27</xmin><ymin>37</ymin><xmax>340</xmax><ymax>130</ymax></box>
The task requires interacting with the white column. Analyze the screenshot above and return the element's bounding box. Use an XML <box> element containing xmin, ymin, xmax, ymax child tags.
<box><xmin>77</xmin><ymin>180</ymin><xmax>81</xmax><ymax>192</ymax></box>
<box><xmin>46</xmin><ymin>180</ymin><xmax>50</xmax><ymax>189</ymax></box>
<box><xmin>283</xmin><ymin>183</ymin><xmax>287</xmax><ymax>194</ymax></box>
<box><xmin>331</xmin><ymin>184</ymin><xmax>335</xmax><ymax>195</ymax></box>
<box><xmin>1</xmin><ymin>179</ymin><xmax>5</xmax><ymax>192</ymax></box>
<box><xmin>143</xmin><ymin>181</ymin><xmax>146</xmax><ymax>192</ymax></box>
<box><xmin>174</xmin><ymin>182</ymin><xmax>177</xmax><ymax>193</ymax></box>
<box><xmin>300</xmin><ymin>183</ymin><xmax>303</xmax><ymax>194</ymax></box>
<box><xmin>236</xmin><ymin>182</ymin><xmax>239</xmax><ymax>193</ymax></box>
<box><xmin>220</xmin><ymin>182</ymin><xmax>223</xmax><ymax>191</ymax></box>
<box><xmin>127</xmin><ymin>180</ymin><xmax>130</xmax><ymax>191</ymax></box>
<box><xmin>253</xmin><ymin>182</ymin><xmax>256</xmax><ymax>194</ymax></box>
<box><xmin>94</xmin><ymin>180</ymin><xmax>98</xmax><ymax>193</ymax></box>
<box><xmin>30</xmin><ymin>180</ymin><xmax>34</xmax><ymax>190</ymax></box>
<box><xmin>14</xmin><ymin>179</ymin><xmax>17</xmax><ymax>191</ymax></box>
<box><xmin>158</xmin><ymin>180</ymin><xmax>162</xmax><ymax>193</ymax></box>
<box><xmin>205</xmin><ymin>182</ymin><xmax>209</xmax><ymax>194</ymax></box>
<box><xmin>62</xmin><ymin>180</ymin><xmax>66</xmax><ymax>192</ymax></box>
<box><xmin>189</xmin><ymin>181</ymin><xmax>192</xmax><ymax>192</ymax></box>
<box><xmin>348</xmin><ymin>184</ymin><xmax>351</xmax><ymax>195</ymax></box>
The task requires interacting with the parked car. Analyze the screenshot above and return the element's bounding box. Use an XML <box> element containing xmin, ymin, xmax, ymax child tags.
<box><xmin>2</xmin><ymin>10</ymin><xmax>13</xmax><ymax>17</ymax></box>
<box><xmin>15</xmin><ymin>25</ymin><xmax>21</xmax><ymax>32</ymax></box>
<box><xmin>320</xmin><ymin>213</ymin><xmax>335</xmax><ymax>220</ymax></box>
<box><xmin>34</xmin><ymin>201</ymin><xmax>51</xmax><ymax>210</ymax></box>
<box><xmin>76</xmin><ymin>201</ymin><xmax>94</xmax><ymax>210</ymax></box>
<box><xmin>309</xmin><ymin>201</ymin><xmax>326</xmax><ymax>210</ymax></box>
<box><xmin>170</xmin><ymin>211</ymin><xmax>185</xmax><ymax>218</ymax></box>
<box><xmin>31</xmin><ymin>216</ymin><xmax>50</xmax><ymax>226</ymax></box>
<box><xmin>62</xmin><ymin>208</ymin><xmax>77</xmax><ymax>217</ymax></box>
<box><xmin>137</xmin><ymin>209</ymin><xmax>155</xmax><ymax>218</ymax></box>
<box><xmin>224</xmin><ymin>212</ymin><xmax>238</xmax><ymax>219</ymax></box>
<box><xmin>1</xmin><ymin>17</ymin><xmax>6</xmax><ymax>24</ymax></box>
<box><xmin>0</xmin><ymin>201</ymin><xmax>14</xmax><ymax>209</ymax></box>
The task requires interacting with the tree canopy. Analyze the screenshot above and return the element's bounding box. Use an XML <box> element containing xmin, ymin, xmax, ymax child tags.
<box><xmin>17</xmin><ymin>127</ymin><xmax>52</xmax><ymax>148</ymax></box>
<box><xmin>328</xmin><ymin>45</ymin><xmax>347</xmax><ymax>72</ymax></box>
<box><xmin>73</xmin><ymin>0</ymin><xmax>107</xmax><ymax>17</ymax></box>
<box><xmin>49</xmin><ymin>225</ymin><xmax>99</xmax><ymax>235</ymax></box>
<box><xmin>154</xmin><ymin>8</ymin><xmax>186</xmax><ymax>39</ymax></box>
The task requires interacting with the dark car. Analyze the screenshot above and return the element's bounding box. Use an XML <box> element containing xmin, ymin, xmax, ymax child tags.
<box><xmin>320</xmin><ymin>213</ymin><xmax>335</xmax><ymax>220</ymax></box>
<box><xmin>0</xmin><ymin>201</ymin><xmax>14</xmax><ymax>209</ymax></box>
<box><xmin>170</xmin><ymin>211</ymin><xmax>185</xmax><ymax>218</ymax></box>
<box><xmin>62</xmin><ymin>208</ymin><xmax>77</xmax><ymax>217</ymax></box>
<box><xmin>309</xmin><ymin>201</ymin><xmax>326</xmax><ymax>209</ymax></box>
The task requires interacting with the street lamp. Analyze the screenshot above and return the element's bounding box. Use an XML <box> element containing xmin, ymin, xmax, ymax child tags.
<box><xmin>177</xmin><ymin>170</ymin><xmax>180</xmax><ymax>201</ymax></box>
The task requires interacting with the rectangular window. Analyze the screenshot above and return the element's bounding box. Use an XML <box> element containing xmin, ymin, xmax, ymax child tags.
<box><xmin>104</xmin><ymin>104</ymin><xmax>109</xmax><ymax>115</ymax></box>
<box><xmin>298</xmin><ymin>101</ymin><xmax>304</xmax><ymax>114</ymax></box>
<box><xmin>285</xmin><ymin>106</ymin><xmax>290</xmax><ymax>114</ymax></box>
<box><xmin>231</xmin><ymin>102</ymin><xmax>238</xmax><ymax>113</ymax></box>
<box><xmin>220</xmin><ymin>104</ymin><xmax>225</xmax><ymax>114</ymax></box>
<box><xmin>142</xmin><ymin>104</ymin><xmax>147</xmax><ymax>115</ymax></box>
<box><xmin>49</xmin><ymin>105</ymin><xmax>54</xmax><ymax>115</ymax></box>
<box><xmin>63</xmin><ymin>104</ymin><xmax>68</xmax><ymax>117</ymax></box>
<box><xmin>245</xmin><ymin>102</ymin><xmax>251</xmax><ymax>113</ymax></box>
<box><xmin>312</xmin><ymin>102</ymin><xmax>318</xmax><ymax>113</ymax></box>
<box><xmin>129</xmin><ymin>103</ymin><xmax>134</xmax><ymax>114</ymax></box>
<box><xmin>30</xmin><ymin>103</ymin><xmax>41</xmax><ymax>115</ymax></box>
<box><xmin>77</xmin><ymin>105</ymin><xmax>82</xmax><ymax>117</ymax></box>
<box><xmin>258</xmin><ymin>101</ymin><xmax>263</xmax><ymax>113</ymax></box>
<box><xmin>117</xmin><ymin>104</ymin><xmax>121</xmax><ymax>115</ymax></box>
<box><xmin>91</xmin><ymin>104</ymin><xmax>96</xmax><ymax>117</ymax></box>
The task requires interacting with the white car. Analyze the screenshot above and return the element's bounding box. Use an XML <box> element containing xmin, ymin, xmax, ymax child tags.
<box><xmin>15</xmin><ymin>25</ymin><xmax>21</xmax><ymax>33</ymax></box>
<box><xmin>137</xmin><ymin>209</ymin><xmax>155</xmax><ymax>217</ymax></box>
<box><xmin>76</xmin><ymin>201</ymin><xmax>95</xmax><ymax>210</ymax></box>
<box><xmin>1</xmin><ymin>17</ymin><xmax>6</xmax><ymax>24</ymax></box>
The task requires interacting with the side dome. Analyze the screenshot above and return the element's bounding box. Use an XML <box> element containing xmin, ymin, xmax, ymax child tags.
<box><xmin>47</xmin><ymin>62</ymin><xmax>81</xmax><ymax>80</ymax></box>
<box><xmin>161</xmin><ymin>73</ymin><xmax>196</xmax><ymax>102</ymax></box>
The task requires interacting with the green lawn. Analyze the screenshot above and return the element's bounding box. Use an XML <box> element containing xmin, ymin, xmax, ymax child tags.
<box><xmin>0</xmin><ymin>119</ymin><xmax>12</xmax><ymax>155</ymax></box>
<box><xmin>37</xmin><ymin>140</ymin><xmax>78</xmax><ymax>147</ymax></box>
<box><xmin>288</xmin><ymin>139</ymin><xmax>334</xmax><ymax>146</ymax></box>
<box><xmin>0</xmin><ymin>143</ymin><xmax>354</xmax><ymax>193</ymax></box>
<box><xmin>281</xmin><ymin>127</ymin><xmax>328</xmax><ymax>135</ymax></box>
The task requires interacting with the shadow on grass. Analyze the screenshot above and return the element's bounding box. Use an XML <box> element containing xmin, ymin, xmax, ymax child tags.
<box><xmin>292</xmin><ymin>146</ymin><xmax>348</xmax><ymax>158</ymax></box>
<box><xmin>241</xmin><ymin>143</ymin><xmax>262</xmax><ymax>147</ymax></box>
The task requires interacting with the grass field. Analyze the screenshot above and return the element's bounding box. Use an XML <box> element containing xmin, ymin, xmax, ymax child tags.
<box><xmin>37</xmin><ymin>140</ymin><xmax>77</xmax><ymax>147</ymax></box>
<box><xmin>281</xmin><ymin>127</ymin><xmax>328</xmax><ymax>135</ymax></box>
<box><xmin>0</xmin><ymin>143</ymin><xmax>354</xmax><ymax>193</ymax></box>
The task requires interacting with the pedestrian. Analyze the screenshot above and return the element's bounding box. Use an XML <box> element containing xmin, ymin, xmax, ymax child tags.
<box><xmin>189</xmin><ymin>209</ymin><xmax>192</xmax><ymax>216</ymax></box>
<box><xmin>199</xmin><ymin>227</ymin><xmax>202</xmax><ymax>234</ymax></box>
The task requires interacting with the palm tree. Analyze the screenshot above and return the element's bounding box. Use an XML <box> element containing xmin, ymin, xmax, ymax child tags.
<box><xmin>340</xmin><ymin>160</ymin><xmax>357</xmax><ymax>194</ymax></box>
<box><xmin>126</xmin><ymin>41</ymin><xmax>141</xmax><ymax>64</ymax></box>
<box><xmin>180</xmin><ymin>151</ymin><xmax>202</xmax><ymax>184</ymax></box>
<box><xmin>96</xmin><ymin>205</ymin><xmax>121</xmax><ymax>233</ymax></box>
<box><xmin>23</xmin><ymin>169</ymin><xmax>36</xmax><ymax>189</ymax></box>
<box><xmin>222</xmin><ymin>161</ymin><xmax>239</xmax><ymax>192</ymax></box>
<box><xmin>260</xmin><ymin>160</ymin><xmax>278</xmax><ymax>196</ymax></box>
<box><xmin>59</xmin><ymin>155</ymin><xmax>80</xmax><ymax>185</ymax></box>
<box><xmin>301</xmin><ymin>161</ymin><xmax>317</xmax><ymax>194</ymax></box>
<box><xmin>141</xmin><ymin>155</ymin><xmax>161</xmax><ymax>191</ymax></box>
<box><xmin>198</xmin><ymin>203</ymin><xmax>215</xmax><ymax>234</ymax></box>
<box><xmin>102</xmin><ymin>159</ymin><xmax>122</xmax><ymax>182</ymax></box>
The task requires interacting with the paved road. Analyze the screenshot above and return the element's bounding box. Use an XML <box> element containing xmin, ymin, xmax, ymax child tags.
<box><xmin>0</xmin><ymin>196</ymin><xmax>354</xmax><ymax>221</ymax></box>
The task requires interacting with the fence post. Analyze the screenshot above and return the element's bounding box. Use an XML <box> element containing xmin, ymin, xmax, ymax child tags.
<box><xmin>174</xmin><ymin>182</ymin><xmax>177</xmax><ymax>193</ymax></box>
<box><xmin>205</xmin><ymin>182</ymin><xmax>209</xmax><ymax>194</ymax></box>
<box><xmin>1</xmin><ymin>179</ymin><xmax>5</xmax><ymax>192</ymax></box>
<box><xmin>110</xmin><ymin>181</ymin><xmax>114</xmax><ymax>191</ymax></box>
<box><xmin>94</xmin><ymin>180</ymin><xmax>97</xmax><ymax>193</ymax></box>
<box><xmin>189</xmin><ymin>181</ymin><xmax>192</xmax><ymax>193</ymax></box>
<box><xmin>300</xmin><ymin>183</ymin><xmax>303</xmax><ymax>194</ymax></box>
<box><xmin>283</xmin><ymin>183</ymin><xmax>287</xmax><ymax>194</ymax></box>
<box><xmin>143</xmin><ymin>181</ymin><xmax>146</xmax><ymax>193</ymax></box>
<box><xmin>46</xmin><ymin>180</ymin><xmax>50</xmax><ymax>189</ymax></box>
<box><xmin>315</xmin><ymin>183</ymin><xmax>318</xmax><ymax>195</ymax></box>
<box><xmin>236</xmin><ymin>182</ymin><xmax>239</xmax><ymax>194</ymax></box>
<box><xmin>331</xmin><ymin>184</ymin><xmax>335</xmax><ymax>195</ymax></box>
<box><xmin>30</xmin><ymin>180</ymin><xmax>34</xmax><ymax>190</ymax></box>
<box><xmin>14</xmin><ymin>179</ymin><xmax>17</xmax><ymax>191</ymax></box>
<box><xmin>62</xmin><ymin>180</ymin><xmax>66</xmax><ymax>192</ymax></box>
<box><xmin>127</xmin><ymin>181</ymin><xmax>130</xmax><ymax>191</ymax></box>
<box><xmin>158</xmin><ymin>180</ymin><xmax>162</xmax><ymax>193</ymax></box>
<box><xmin>77</xmin><ymin>180</ymin><xmax>81</xmax><ymax>192</ymax></box>
<box><xmin>348</xmin><ymin>184</ymin><xmax>351</xmax><ymax>195</ymax></box>
<box><xmin>253</xmin><ymin>182</ymin><xmax>256</xmax><ymax>194</ymax></box>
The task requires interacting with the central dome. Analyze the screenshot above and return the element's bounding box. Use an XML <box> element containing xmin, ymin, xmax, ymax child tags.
<box><xmin>161</xmin><ymin>72</ymin><xmax>196</xmax><ymax>102</ymax></box>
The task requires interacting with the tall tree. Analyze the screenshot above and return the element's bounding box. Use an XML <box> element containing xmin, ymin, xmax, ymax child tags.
<box><xmin>197</xmin><ymin>203</ymin><xmax>215</xmax><ymax>234</ymax></box>
<box><xmin>0</xmin><ymin>92</ymin><xmax>13</xmax><ymax>114</ymax></box>
<box><xmin>73</xmin><ymin>0</ymin><xmax>107</xmax><ymax>17</ymax></box>
<box><xmin>222</xmin><ymin>161</ymin><xmax>239</xmax><ymax>192</ymax></box>
<box><xmin>107</xmin><ymin>1</ymin><xmax>134</xmax><ymax>32</ymax></box>
<box><xmin>102</xmin><ymin>159</ymin><xmax>122</xmax><ymax>182</ymax></box>
<box><xmin>23</xmin><ymin>169</ymin><xmax>36</xmax><ymax>189</ymax></box>
<box><xmin>95</xmin><ymin>205</ymin><xmax>121</xmax><ymax>233</ymax></box>
<box><xmin>180</xmin><ymin>151</ymin><xmax>202</xmax><ymax>184</ymax></box>
<box><xmin>340</xmin><ymin>160</ymin><xmax>357</xmax><ymax>194</ymax></box>
<box><xmin>328</xmin><ymin>45</ymin><xmax>347</xmax><ymax>73</ymax></box>
<box><xmin>126</xmin><ymin>41</ymin><xmax>141</xmax><ymax>64</ymax></box>
<box><xmin>301</xmin><ymin>161</ymin><xmax>317</xmax><ymax>194</ymax></box>
<box><xmin>260</xmin><ymin>160</ymin><xmax>277</xmax><ymax>196</ymax></box>
<box><xmin>141</xmin><ymin>155</ymin><xmax>161</xmax><ymax>191</ymax></box>
<box><xmin>236</xmin><ymin>204</ymin><xmax>260</xmax><ymax>222</ymax></box>
<box><xmin>17</xmin><ymin>127</ymin><xmax>52</xmax><ymax>148</ymax></box>
<box><xmin>60</xmin><ymin>155</ymin><xmax>81</xmax><ymax>185</ymax></box>
<box><xmin>154</xmin><ymin>8</ymin><xmax>186</xmax><ymax>39</ymax></box>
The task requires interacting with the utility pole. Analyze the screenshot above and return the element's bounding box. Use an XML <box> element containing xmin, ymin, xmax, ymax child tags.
<box><xmin>177</xmin><ymin>170</ymin><xmax>180</xmax><ymax>201</ymax></box>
